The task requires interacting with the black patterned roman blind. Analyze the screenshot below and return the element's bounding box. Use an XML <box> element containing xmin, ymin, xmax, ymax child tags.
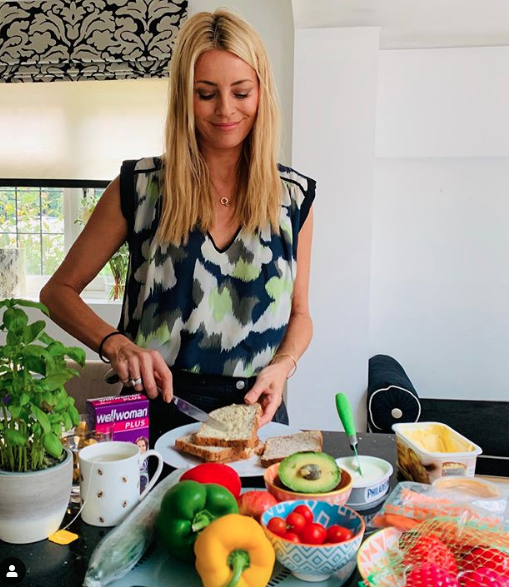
<box><xmin>0</xmin><ymin>0</ymin><xmax>187</xmax><ymax>83</ymax></box>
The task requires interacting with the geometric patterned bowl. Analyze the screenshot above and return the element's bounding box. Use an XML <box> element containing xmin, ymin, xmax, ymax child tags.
<box><xmin>264</xmin><ymin>463</ymin><xmax>353</xmax><ymax>506</ymax></box>
<box><xmin>356</xmin><ymin>527</ymin><xmax>402</xmax><ymax>585</ymax></box>
<box><xmin>261</xmin><ymin>499</ymin><xmax>365</xmax><ymax>582</ymax></box>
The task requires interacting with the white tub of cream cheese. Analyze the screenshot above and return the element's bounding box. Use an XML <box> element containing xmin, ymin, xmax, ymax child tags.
<box><xmin>393</xmin><ymin>422</ymin><xmax>482</xmax><ymax>484</ymax></box>
<box><xmin>336</xmin><ymin>456</ymin><xmax>393</xmax><ymax>511</ymax></box>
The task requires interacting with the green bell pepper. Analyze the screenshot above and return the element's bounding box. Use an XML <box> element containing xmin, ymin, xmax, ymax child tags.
<box><xmin>156</xmin><ymin>479</ymin><xmax>239</xmax><ymax>562</ymax></box>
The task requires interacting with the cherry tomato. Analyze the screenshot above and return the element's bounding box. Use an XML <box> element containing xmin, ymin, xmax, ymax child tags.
<box><xmin>283</xmin><ymin>532</ymin><xmax>301</xmax><ymax>543</ymax></box>
<box><xmin>301</xmin><ymin>522</ymin><xmax>327</xmax><ymax>545</ymax></box>
<box><xmin>326</xmin><ymin>525</ymin><xmax>354</xmax><ymax>543</ymax></box>
<box><xmin>267</xmin><ymin>516</ymin><xmax>287</xmax><ymax>537</ymax></box>
<box><xmin>286</xmin><ymin>512</ymin><xmax>307</xmax><ymax>535</ymax></box>
<box><xmin>293</xmin><ymin>504</ymin><xmax>314</xmax><ymax>525</ymax></box>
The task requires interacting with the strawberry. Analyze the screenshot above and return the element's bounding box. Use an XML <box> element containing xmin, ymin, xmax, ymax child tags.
<box><xmin>405</xmin><ymin>562</ymin><xmax>460</xmax><ymax>587</ymax></box>
<box><xmin>460</xmin><ymin>568</ymin><xmax>509</xmax><ymax>587</ymax></box>
<box><xmin>462</xmin><ymin>548</ymin><xmax>509</xmax><ymax>579</ymax></box>
<box><xmin>402</xmin><ymin>533</ymin><xmax>459</xmax><ymax>575</ymax></box>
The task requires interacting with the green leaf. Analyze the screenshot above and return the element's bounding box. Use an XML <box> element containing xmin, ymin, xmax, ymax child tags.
<box><xmin>31</xmin><ymin>405</ymin><xmax>51</xmax><ymax>434</ymax></box>
<box><xmin>41</xmin><ymin>391</ymin><xmax>56</xmax><ymax>409</ymax></box>
<box><xmin>52</xmin><ymin>423</ymin><xmax>63</xmax><ymax>435</ymax></box>
<box><xmin>2</xmin><ymin>307</ymin><xmax>28</xmax><ymax>333</ymax></box>
<box><xmin>38</xmin><ymin>332</ymin><xmax>54</xmax><ymax>345</ymax></box>
<box><xmin>23</xmin><ymin>320</ymin><xmax>46</xmax><ymax>344</ymax></box>
<box><xmin>43</xmin><ymin>432</ymin><xmax>63</xmax><ymax>459</ymax></box>
<box><xmin>6</xmin><ymin>329</ymin><xmax>21</xmax><ymax>346</ymax></box>
<box><xmin>41</xmin><ymin>373</ymin><xmax>73</xmax><ymax>391</ymax></box>
<box><xmin>64</xmin><ymin>347</ymin><xmax>86</xmax><ymax>367</ymax></box>
<box><xmin>69</xmin><ymin>405</ymin><xmax>80</xmax><ymax>426</ymax></box>
<box><xmin>25</xmin><ymin>356</ymin><xmax>47</xmax><ymax>375</ymax></box>
<box><xmin>46</xmin><ymin>342</ymin><xmax>65</xmax><ymax>357</ymax></box>
<box><xmin>11</xmin><ymin>299</ymin><xmax>49</xmax><ymax>316</ymax></box>
<box><xmin>8</xmin><ymin>405</ymin><xmax>21</xmax><ymax>419</ymax></box>
<box><xmin>19</xmin><ymin>393</ymin><xmax>30</xmax><ymax>406</ymax></box>
<box><xmin>4</xmin><ymin>428</ymin><xmax>27</xmax><ymax>447</ymax></box>
<box><xmin>22</xmin><ymin>345</ymin><xmax>55</xmax><ymax>372</ymax></box>
<box><xmin>62</xmin><ymin>412</ymin><xmax>72</xmax><ymax>431</ymax></box>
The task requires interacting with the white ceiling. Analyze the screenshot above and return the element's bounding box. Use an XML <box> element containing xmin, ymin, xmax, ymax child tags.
<box><xmin>292</xmin><ymin>0</ymin><xmax>509</xmax><ymax>49</ymax></box>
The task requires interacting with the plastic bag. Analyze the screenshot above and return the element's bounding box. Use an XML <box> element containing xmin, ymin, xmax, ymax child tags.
<box><xmin>370</xmin><ymin>481</ymin><xmax>508</xmax><ymax>532</ymax></box>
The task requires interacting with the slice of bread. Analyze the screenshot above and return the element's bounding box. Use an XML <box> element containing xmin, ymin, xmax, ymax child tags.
<box><xmin>192</xmin><ymin>403</ymin><xmax>262</xmax><ymax>448</ymax></box>
<box><xmin>175</xmin><ymin>433</ymin><xmax>240</xmax><ymax>462</ymax></box>
<box><xmin>260</xmin><ymin>430</ymin><xmax>323</xmax><ymax>468</ymax></box>
<box><xmin>212</xmin><ymin>439</ymin><xmax>265</xmax><ymax>464</ymax></box>
<box><xmin>175</xmin><ymin>434</ymin><xmax>265</xmax><ymax>464</ymax></box>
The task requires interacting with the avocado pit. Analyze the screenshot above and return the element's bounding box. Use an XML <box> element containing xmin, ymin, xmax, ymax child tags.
<box><xmin>299</xmin><ymin>463</ymin><xmax>321</xmax><ymax>480</ymax></box>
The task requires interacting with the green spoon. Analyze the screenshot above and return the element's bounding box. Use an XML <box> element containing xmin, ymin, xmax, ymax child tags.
<box><xmin>335</xmin><ymin>392</ymin><xmax>364</xmax><ymax>476</ymax></box>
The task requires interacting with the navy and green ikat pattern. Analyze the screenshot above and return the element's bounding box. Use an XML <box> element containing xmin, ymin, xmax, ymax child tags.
<box><xmin>119</xmin><ymin>157</ymin><xmax>315</xmax><ymax>377</ymax></box>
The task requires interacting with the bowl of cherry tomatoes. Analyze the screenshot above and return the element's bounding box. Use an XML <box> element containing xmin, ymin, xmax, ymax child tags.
<box><xmin>261</xmin><ymin>499</ymin><xmax>365</xmax><ymax>582</ymax></box>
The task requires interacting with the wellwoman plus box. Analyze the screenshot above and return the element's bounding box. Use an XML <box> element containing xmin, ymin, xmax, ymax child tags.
<box><xmin>86</xmin><ymin>393</ymin><xmax>149</xmax><ymax>446</ymax></box>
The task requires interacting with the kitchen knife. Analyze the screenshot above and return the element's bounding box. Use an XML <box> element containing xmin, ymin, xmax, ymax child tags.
<box><xmin>104</xmin><ymin>368</ymin><xmax>228</xmax><ymax>432</ymax></box>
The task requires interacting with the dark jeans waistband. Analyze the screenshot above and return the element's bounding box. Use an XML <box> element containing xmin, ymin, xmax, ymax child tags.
<box><xmin>171</xmin><ymin>369</ymin><xmax>258</xmax><ymax>399</ymax></box>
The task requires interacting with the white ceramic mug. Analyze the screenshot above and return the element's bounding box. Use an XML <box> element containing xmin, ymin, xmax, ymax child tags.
<box><xmin>79</xmin><ymin>441</ymin><xmax>163</xmax><ymax>526</ymax></box>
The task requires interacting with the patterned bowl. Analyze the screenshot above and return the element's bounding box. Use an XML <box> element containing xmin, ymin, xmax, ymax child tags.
<box><xmin>357</xmin><ymin>527</ymin><xmax>402</xmax><ymax>586</ymax></box>
<box><xmin>264</xmin><ymin>462</ymin><xmax>353</xmax><ymax>506</ymax></box>
<box><xmin>261</xmin><ymin>499</ymin><xmax>365</xmax><ymax>582</ymax></box>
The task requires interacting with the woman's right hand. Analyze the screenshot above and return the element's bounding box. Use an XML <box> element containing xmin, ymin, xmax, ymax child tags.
<box><xmin>102</xmin><ymin>335</ymin><xmax>173</xmax><ymax>402</ymax></box>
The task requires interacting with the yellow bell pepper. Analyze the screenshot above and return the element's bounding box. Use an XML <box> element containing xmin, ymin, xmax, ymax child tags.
<box><xmin>194</xmin><ymin>513</ymin><xmax>275</xmax><ymax>587</ymax></box>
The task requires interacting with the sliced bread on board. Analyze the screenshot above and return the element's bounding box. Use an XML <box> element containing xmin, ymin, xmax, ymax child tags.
<box><xmin>192</xmin><ymin>403</ymin><xmax>262</xmax><ymax>448</ymax></box>
<box><xmin>260</xmin><ymin>430</ymin><xmax>323</xmax><ymax>468</ymax></box>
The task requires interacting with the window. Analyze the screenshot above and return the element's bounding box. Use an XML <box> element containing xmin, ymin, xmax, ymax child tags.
<box><xmin>0</xmin><ymin>181</ymin><xmax>111</xmax><ymax>299</ymax></box>
<box><xmin>0</xmin><ymin>186</ymin><xmax>65</xmax><ymax>275</ymax></box>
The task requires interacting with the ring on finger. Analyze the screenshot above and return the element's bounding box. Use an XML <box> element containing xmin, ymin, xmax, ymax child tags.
<box><xmin>131</xmin><ymin>377</ymin><xmax>143</xmax><ymax>386</ymax></box>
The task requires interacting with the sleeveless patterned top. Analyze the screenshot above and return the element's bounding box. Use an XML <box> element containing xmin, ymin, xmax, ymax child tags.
<box><xmin>118</xmin><ymin>157</ymin><xmax>315</xmax><ymax>377</ymax></box>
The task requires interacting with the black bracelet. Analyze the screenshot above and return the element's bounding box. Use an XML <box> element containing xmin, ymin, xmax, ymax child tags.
<box><xmin>98</xmin><ymin>331</ymin><xmax>124</xmax><ymax>364</ymax></box>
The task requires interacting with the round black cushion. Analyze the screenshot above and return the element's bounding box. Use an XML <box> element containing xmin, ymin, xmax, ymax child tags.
<box><xmin>367</xmin><ymin>354</ymin><xmax>421</xmax><ymax>433</ymax></box>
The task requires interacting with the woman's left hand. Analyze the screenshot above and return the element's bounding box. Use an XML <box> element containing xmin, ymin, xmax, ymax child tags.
<box><xmin>244</xmin><ymin>363</ymin><xmax>289</xmax><ymax>426</ymax></box>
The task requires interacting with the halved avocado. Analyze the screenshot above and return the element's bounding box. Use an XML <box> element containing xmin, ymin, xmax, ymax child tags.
<box><xmin>278</xmin><ymin>451</ymin><xmax>340</xmax><ymax>493</ymax></box>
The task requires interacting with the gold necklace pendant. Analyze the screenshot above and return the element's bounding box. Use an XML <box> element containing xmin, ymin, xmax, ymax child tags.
<box><xmin>220</xmin><ymin>197</ymin><xmax>231</xmax><ymax>207</ymax></box>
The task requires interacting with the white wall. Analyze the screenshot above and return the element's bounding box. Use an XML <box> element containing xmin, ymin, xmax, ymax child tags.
<box><xmin>0</xmin><ymin>303</ymin><xmax>122</xmax><ymax>361</ymax></box>
<box><xmin>291</xmin><ymin>27</ymin><xmax>380</xmax><ymax>431</ymax></box>
<box><xmin>370</xmin><ymin>46</ymin><xmax>509</xmax><ymax>401</ymax></box>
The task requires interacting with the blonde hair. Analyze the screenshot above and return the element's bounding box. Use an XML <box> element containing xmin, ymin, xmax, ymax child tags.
<box><xmin>159</xmin><ymin>8</ymin><xmax>281</xmax><ymax>244</ymax></box>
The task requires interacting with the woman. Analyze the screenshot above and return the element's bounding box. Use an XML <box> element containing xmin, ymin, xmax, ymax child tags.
<box><xmin>41</xmin><ymin>9</ymin><xmax>315</xmax><ymax>447</ymax></box>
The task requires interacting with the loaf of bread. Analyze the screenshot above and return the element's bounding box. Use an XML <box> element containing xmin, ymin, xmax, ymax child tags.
<box><xmin>192</xmin><ymin>403</ymin><xmax>262</xmax><ymax>448</ymax></box>
<box><xmin>260</xmin><ymin>430</ymin><xmax>323</xmax><ymax>468</ymax></box>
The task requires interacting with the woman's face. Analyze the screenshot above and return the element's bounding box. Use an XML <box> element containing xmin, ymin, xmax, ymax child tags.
<box><xmin>193</xmin><ymin>49</ymin><xmax>259</xmax><ymax>153</ymax></box>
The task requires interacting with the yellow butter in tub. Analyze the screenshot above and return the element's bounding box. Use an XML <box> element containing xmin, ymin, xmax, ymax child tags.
<box><xmin>403</xmin><ymin>424</ymin><xmax>476</xmax><ymax>454</ymax></box>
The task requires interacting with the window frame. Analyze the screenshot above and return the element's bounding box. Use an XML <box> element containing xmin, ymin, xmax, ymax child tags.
<box><xmin>0</xmin><ymin>178</ymin><xmax>114</xmax><ymax>301</ymax></box>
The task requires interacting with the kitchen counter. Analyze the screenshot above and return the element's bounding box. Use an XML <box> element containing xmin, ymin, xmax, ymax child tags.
<box><xmin>0</xmin><ymin>431</ymin><xmax>397</xmax><ymax>587</ymax></box>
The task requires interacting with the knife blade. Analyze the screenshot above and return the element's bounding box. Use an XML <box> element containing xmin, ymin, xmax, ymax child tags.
<box><xmin>172</xmin><ymin>396</ymin><xmax>228</xmax><ymax>432</ymax></box>
<box><xmin>104</xmin><ymin>368</ymin><xmax>228</xmax><ymax>432</ymax></box>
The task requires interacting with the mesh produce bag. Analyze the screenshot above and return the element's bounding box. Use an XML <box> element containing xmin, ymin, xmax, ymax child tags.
<box><xmin>361</xmin><ymin>515</ymin><xmax>509</xmax><ymax>587</ymax></box>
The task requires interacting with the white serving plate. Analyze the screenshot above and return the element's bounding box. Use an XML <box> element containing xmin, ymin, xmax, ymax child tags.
<box><xmin>155</xmin><ymin>422</ymin><xmax>301</xmax><ymax>477</ymax></box>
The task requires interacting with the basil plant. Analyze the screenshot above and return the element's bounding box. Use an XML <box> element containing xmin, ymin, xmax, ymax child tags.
<box><xmin>0</xmin><ymin>298</ymin><xmax>86</xmax><ymax>472</ymax></box>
